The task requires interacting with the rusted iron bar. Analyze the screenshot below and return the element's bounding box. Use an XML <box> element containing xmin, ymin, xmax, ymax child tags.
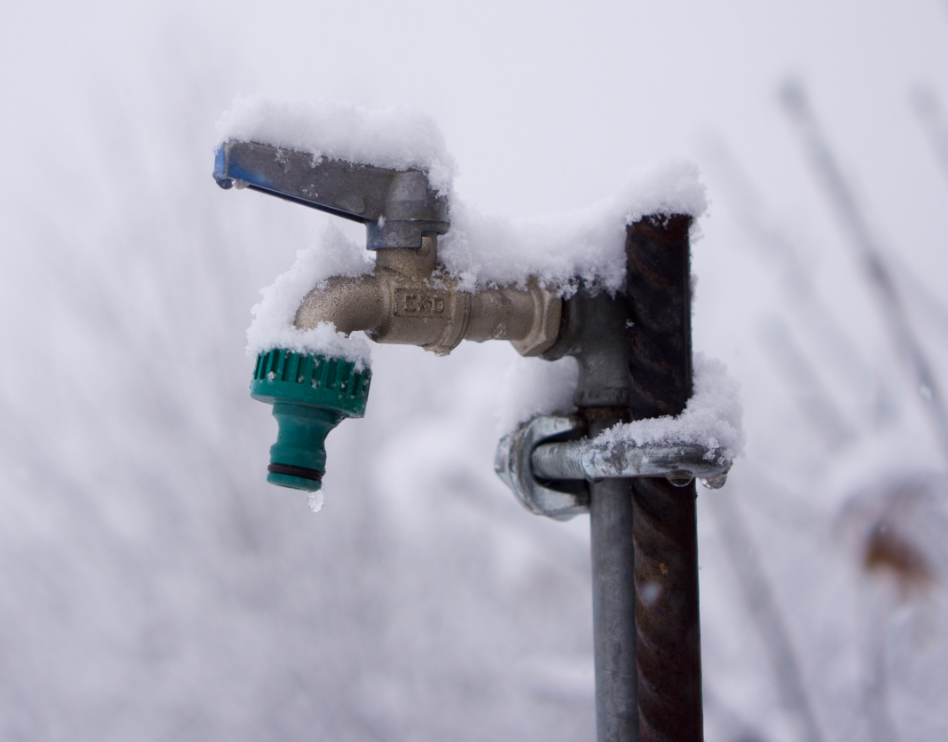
<box><xmin>626</xmin><ymin>215</ymin><xmax>703</xmax><ymax>742</ymax></box>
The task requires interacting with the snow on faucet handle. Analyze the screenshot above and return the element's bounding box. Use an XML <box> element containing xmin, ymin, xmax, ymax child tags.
<box><xmin>216</xmin><ymin>96</ymin><xmax>457</xmax><ymax>196</ymax></box>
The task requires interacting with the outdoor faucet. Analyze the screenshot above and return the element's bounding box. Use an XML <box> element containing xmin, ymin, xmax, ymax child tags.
<box><xmin>214</xmin><ymin>140</ymin><xmax>561</xmax><ymax>491</ymax></box>
<box><xmin>214</xmin><ymin>127</ymin><xmax>730</xmax><ymax>741</ymax></box>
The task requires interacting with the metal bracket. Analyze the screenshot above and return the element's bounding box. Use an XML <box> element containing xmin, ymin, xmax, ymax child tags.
<box><xmin>494</xmin><ymin>416</ymin><xmax>590</xmax><ymax>521</ymax></box>
<box><xmin>495</xmin><ymin>415</ymin><xmax>731</xmax><ymax>520</ymax></box>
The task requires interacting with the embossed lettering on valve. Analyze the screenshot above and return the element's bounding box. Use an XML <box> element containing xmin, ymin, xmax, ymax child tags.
<box><xmin>394</xmin><ymin>289</ymin><xmax>446</xmax><ymax>317</ymax></box>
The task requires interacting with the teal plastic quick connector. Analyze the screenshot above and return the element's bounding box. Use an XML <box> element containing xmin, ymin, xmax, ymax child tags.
<box><xmin>250</xmin><ymin>349</ymin><xmax>371</xmax><ymax>492</ymax></box>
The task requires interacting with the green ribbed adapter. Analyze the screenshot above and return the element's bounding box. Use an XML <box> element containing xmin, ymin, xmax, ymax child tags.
<box><xmin>251</xmin><ymin>349</ymin><xmax>371</xmax><ymax>492</ymax></box>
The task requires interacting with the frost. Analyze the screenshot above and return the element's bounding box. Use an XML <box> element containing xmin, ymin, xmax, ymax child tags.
<box><xmin>595</xmin><ymin>354</ymin><xmax>745</xmax><ymax>464</ymax></box>
<box><xmin>217</xmin><ymin>96</ymin><xmax>457</xmax><ymax>195</ymax></box>
<box><xmin>246</xmin><ymin>221</ymin><xmax>373</xmax><ymax>368</ymax></box>
<box><xmin>308</xmin><ymin>492</ymin><xmax>324</xmax><ymax>514</ymax></box>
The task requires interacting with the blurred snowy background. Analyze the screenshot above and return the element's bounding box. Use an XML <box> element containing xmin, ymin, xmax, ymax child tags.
<box><xmin>2</xmin><ymin>0</ymin><xmax>947</xmax><ymax>740</ymax></box>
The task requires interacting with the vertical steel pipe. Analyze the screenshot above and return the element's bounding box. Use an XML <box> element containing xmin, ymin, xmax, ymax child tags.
<box><xmin>626</xmin><ymin>215</ymin><xmax>703</xmax><ymax>742</ymax></box>
<box><xmin>589</xmin><ymin>414</ymin><xmax>638</xmax><ymax>742</ymax></box>
<box><xmin>560</xmin><ymin>290</ymin><xmax>639</xmax><ymax>742</ymax></box>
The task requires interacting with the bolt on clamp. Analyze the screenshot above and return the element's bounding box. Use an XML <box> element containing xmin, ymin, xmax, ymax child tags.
<box><xmin>495</xmin><ymin>415</ymin><xmax>731</xmax><ymax>520</ymax></box>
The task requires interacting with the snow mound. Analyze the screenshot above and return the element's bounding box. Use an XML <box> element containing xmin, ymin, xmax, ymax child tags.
<box><xmin>245</xmin><ymin>222</ymin><xmax>373</xmax><ymax>368</ymax></box>
<box><xmin>217</xmin><ymin>96</ymin><xmax>457</xmax><ymax>195</ymax></box>
<box><xmin>596</xmin><ymin>354</ymin><xmax>744</xmax><ymax>464</ymax></box>
<box><xmin>440</xmin><ymin>158</ymin><xmax>707</xmax><ymax>294</ymax></box>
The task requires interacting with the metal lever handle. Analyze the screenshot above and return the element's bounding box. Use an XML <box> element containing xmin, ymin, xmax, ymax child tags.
<box><xmin>214</xmin><ymin>140</ymin><xmax>450</xmax><ymax>249</ymax></box>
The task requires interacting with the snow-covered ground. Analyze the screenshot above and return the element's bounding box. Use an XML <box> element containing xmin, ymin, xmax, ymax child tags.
<box><xmin>1</xmin><ymin>1</ymin><xmax>947</xmax><ymax>740</ymax></box>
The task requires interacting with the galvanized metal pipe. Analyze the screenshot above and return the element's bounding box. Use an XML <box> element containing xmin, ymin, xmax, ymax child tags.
<box><xmin>558</xmin><ymin>292</ymin><xmax>639</xmax><ymax>742</ymax></box>
<box><xmin>530</xmin><ymin>438</ymin><xmax>728</xmax><ymax>483</ymax></box>
<box><xmin>589</xmin><ymin>418</ymin><xmax>639</xmax><ymax>742</ymax></box>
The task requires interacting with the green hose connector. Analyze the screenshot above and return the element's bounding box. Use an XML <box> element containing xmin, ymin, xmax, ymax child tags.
<box><xmin>251</xmin><ymin>349</ymin><xmax>371</xmax><ymax>492</ymax></box>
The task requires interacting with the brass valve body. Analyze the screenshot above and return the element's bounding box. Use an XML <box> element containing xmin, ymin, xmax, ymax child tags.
<box><xmin>294</xmin><ymin>236</ymin><xmax>561</xmax><ymax>357</ymax></box>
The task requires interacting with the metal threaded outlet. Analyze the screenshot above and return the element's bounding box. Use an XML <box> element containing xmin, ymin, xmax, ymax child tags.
<box><xmin>250</xmin><ymin>349</ymin><xmax>371</xmax><ymax>492</ymax></box>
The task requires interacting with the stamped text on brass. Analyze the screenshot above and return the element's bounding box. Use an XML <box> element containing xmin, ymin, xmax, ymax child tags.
<box><xmin>395</xmin><ymin>289</ymin><xmax>447</xmax><ymax>317</ymax></box>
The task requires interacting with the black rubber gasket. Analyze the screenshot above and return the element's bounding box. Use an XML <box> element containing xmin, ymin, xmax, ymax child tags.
<box><xmin>267</xmin><ymin>463</ymin><xmax>325</xmax><ymax>482</ymax></box>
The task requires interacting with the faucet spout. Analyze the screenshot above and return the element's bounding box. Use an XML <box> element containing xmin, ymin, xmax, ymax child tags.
<box><xmin>294</xmin><ymin>275</ymin><xmax>385</xmax><ymax>336</ymax></box>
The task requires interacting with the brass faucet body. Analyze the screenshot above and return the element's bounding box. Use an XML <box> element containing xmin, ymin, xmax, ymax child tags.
<box><xmin>294</xmin><ymin>235</ymin><xmax>561</xmax><ymax>356</ymax></box>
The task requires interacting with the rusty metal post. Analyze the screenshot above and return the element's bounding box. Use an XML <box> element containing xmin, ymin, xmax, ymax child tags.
<box><xmin>517</xmin><ymin>214</ymin><xmax>703</xmax><ymax>741</ymax></box>
<box><xmin>626</xmin><ymin>215</ymin><xmax>703</xmax><ymax>742</ymax></box>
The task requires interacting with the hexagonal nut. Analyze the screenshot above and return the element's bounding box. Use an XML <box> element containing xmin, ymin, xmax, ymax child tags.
<box><xmin>510</xmin><ymin>282</ymin><xmax>562</xmax><ymax>357</ymax></box>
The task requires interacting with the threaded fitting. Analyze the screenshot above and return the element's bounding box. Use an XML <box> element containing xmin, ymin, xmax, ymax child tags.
<box><xmin>250</xmin><ymin>349</ymin><xmax>371</xmax><ymax>492</ymax></box>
